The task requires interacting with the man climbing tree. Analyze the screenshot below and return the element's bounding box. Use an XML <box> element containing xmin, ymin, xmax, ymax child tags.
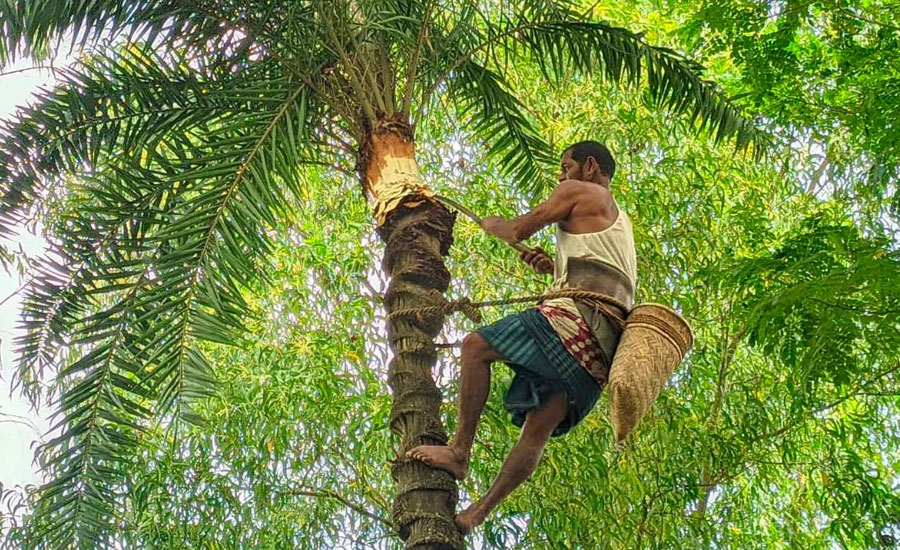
<box><xmin>408</xmin><ymin>141</ymin><xmax>637</xmax><ymax>533</ymax></box>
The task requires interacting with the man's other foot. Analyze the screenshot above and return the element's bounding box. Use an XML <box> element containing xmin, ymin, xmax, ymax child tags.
<box><xmin>455</xmin><ymin>505</ymin><xmax>486</xmax><ymax>535</ymax></box>
<box><xmin>405</xmin><ymin>445</ymin><xmax>469</xmax><ymax>480</ymax></box>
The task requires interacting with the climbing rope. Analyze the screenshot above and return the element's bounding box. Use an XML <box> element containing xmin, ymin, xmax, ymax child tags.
<box><xmin>386</xmin><ymin>288</ymin><xmax>630</xmax><ymax>326</ymax></box>
<box><xmin>433</xmin><ymin>194</ymin><xmax>531</xmax><ymax>254</ymax></box>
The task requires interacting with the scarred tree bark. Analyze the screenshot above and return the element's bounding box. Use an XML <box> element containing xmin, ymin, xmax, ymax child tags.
<box><xmin>361</xmin><ymin>116</ymin><xmax>462</xmax><ymax>550</ymax></box>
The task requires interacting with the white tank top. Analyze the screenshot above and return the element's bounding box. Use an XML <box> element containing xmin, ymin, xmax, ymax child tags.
<box><xmin>551</xmin><ymin>200</ymin><xmax>638</xmax><ymax>290</ymax></box>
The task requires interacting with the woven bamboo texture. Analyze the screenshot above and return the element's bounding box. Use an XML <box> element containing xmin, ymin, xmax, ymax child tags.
<box><xmin>608</xmin><ymin>303</ymin><xmax>693</xmax><ymax>442</ymax></box>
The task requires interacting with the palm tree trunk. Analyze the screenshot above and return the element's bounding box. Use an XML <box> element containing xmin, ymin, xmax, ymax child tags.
<box><xmin>362</xmin><ymin>117</ymin><xmax>462</xmax><ymax>550</ymax></box>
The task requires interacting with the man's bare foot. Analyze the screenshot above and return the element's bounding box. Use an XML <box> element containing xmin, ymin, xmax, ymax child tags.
<box><xmin>405</xmin><ymin>445</ymin><xmax>469</xmax><ymax>480</ymax></box>
<box><xmin>455</xmin><ymin>504</ymin><xmax>486</xmax><ymax>535</ymax></box>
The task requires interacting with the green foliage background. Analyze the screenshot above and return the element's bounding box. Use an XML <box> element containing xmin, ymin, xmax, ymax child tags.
<box><xmin>2</xmin><ymin>0</ymin><xmax>900</xmax><ymax>548</ymax></box>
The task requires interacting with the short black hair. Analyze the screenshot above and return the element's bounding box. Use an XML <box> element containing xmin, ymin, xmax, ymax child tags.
<box><xmin>565</xmin><ymin>141</ymin><xmax>616</xmax><ymax>179</ymax></box>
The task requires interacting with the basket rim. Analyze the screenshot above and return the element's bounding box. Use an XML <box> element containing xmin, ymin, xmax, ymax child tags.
<box><xmin>629</xmin><ymin>302</ymin><xmax>694</xmax><ymax>349</ymax></box>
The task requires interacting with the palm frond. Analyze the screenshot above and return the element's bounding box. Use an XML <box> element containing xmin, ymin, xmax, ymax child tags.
<box><xmin>0</xmin><ymin>0</ymin><xmax>260</xmax><ymax>67</ymax></box>
<box><xmin>447</xmin><ymin>60</ymin><xmax>556</xmax><ymax>195</ymax></box>
<box><xmin>2</xmin><ymin>46</ymin><xmax>291</xmax><ymax>397</ymax></box>
<box><xmin>30</xmin><ymin>283</ymin><xmax>151</xmax><ymax>550</ymax></box>
<box><xmin>3</xmin><ymin>46</ymin><xmax>326</xmax><ymax>549</ymax></box>
<box><xmin>1</xmin><ymin>0</ymin><xmax>156</xmax><ymax>65</ymax></box>
<box><xmin>138</xmin><ymin>79</ymin><xmax>314</xmax><ymax>422</ymax></box>
<box><xmin>414</xmin><ymin>2</ymin><xmax>765</xmax><ymax>194</ymax></box>
<box><xmin>508</xmin><ymin>18</ymin><xmax>766</xmax><ymax>151</ymax></box>
<box><xmin>1</xmin><ymin>46</ymin><xmax>255</xmax><ymax>232</ymax></box>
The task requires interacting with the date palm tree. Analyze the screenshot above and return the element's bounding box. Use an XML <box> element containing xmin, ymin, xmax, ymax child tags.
<box><xmin>0</xmin><ymin>1</ymin><xmax>761</xmax><ymax>548</ymax></box>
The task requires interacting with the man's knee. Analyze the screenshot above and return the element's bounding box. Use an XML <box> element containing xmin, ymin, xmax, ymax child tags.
<box><xmin>461</xmin><ymin>332</ymin><xmax>491</xmax><ymax>361</ymax></box>
<box><xmin>521</xmin><ymin>393</ymin><xmax>568</xmax><ymax>445</ymax></box>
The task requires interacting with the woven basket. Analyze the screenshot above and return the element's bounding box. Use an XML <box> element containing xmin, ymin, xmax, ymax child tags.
<box><xmin>608</xmin><ymin>303</ymin><xmax>693</xmax><ymax>442</ymax></box>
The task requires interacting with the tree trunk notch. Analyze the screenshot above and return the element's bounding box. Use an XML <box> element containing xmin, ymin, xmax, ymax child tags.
<box><xmin>364</xmin><ymin>117</ymin><xmax>462</xmax><ymax>550</ymax></box>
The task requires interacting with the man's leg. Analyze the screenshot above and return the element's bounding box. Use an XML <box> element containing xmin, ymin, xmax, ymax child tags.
<box><xmin>406</xmin><ymin>332</ymin><xmax>505</xmax><ymax>479</ymax></box>
<box><xmin>455</xmin><ymin>391</ymin><xmax>568</xmax><ymax>534</ymax></box>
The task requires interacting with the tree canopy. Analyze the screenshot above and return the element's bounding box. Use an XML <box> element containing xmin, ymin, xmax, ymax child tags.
<box><xmin>2</xmin><ymin>0</ymin><xmax>899</xmax><ymax>549</ymax></box>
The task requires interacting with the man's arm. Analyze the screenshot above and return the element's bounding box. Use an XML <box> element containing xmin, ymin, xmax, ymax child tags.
<box><xmin>482</xmin><ymin>181</ymin><xmax>581</xmax><ymax>244</ymax></box>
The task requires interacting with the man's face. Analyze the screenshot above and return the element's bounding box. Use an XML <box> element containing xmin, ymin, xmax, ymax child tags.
<box><xmin>558</xmin><ymin>150</ymin><xmax>583</xmax><ymax>182</ymax></box>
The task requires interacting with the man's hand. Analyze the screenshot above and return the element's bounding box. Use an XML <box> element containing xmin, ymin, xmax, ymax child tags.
<box><xmin>520</xmin><ymin>246</ymin><xmax>554</xmax><ymax>275</ymax></box>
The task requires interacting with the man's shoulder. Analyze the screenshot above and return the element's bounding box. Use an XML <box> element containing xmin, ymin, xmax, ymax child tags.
<box><xmin>557</xmin><ymin>178</ymin><xmax>594</xmax><ymax>189</ymax></box>
<box><xmin>558</xmin><ymin>179</ymin><xmax>612</xmax><ymax>209</ymax></box>
<box><xmin>559</xmin><ymin>178</ymin><xmax>610</xmax><ymax>191</ymax></box>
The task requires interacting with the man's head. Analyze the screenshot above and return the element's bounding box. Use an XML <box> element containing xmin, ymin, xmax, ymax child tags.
<box><xmin>559</xmin><ymin>141</ymin><xmax>615</xmax><ymax>185</ymax></box>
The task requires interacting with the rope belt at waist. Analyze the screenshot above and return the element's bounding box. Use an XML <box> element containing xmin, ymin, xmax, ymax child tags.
<box><xmin>385</xmin><ymin>288</ymin><xmax>630</xmax><ymax>326</ymax></box>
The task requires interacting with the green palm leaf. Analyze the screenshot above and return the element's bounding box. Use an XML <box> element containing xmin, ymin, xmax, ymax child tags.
<box><xmin>0</xmin><ymin>0</ymin><xmax>233</xmax><ymax>66</ymax></box>
<box><xmin>416</xmin><ymin>3</ymin><xmax>765</xmax><ymax>194</ymax></box>
<box><xmin>3</xmin><ymin>45</ymin><xmax>326</xmax><ymax>549</ymax></box>
<box><xmin>502</xmin><ymin>13</ymin><xmax>766</xmax><ymax>152</ymax></box>
<box><xmin>447</xmin><ymin>59</ymin><xmax>556</xmax><ymax>194</ymax></box>
<box><xmin>30</xmin><ymin>284</ymin><xmax>150</xmax><ymax>550</ymax></box>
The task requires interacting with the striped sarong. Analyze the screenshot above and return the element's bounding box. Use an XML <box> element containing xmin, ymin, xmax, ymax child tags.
<box><xmin>477</xmin><ymin>308</ymin><xmax>603</xmax><ymax>437</ymax></box>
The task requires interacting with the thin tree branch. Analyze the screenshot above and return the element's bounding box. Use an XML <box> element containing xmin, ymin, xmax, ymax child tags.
<box><xmin>837</xmin><ymin>6</ymin><xmax>900</xmax><ymax>32</ymax></box>
<box><xmin>807</xmin><ymin>148</ymin><xmax>830</xmax><ymax>194</ymax></box>
<box><xmin>698</xmin><ymin>364</ymin><xmax>900</xmax><ymax>497</ymax></box>
<box><xmin>0</xmin><ymin>65</ymin><xmax>65</xmax><ymax>79</ymax></box>
<box><xmin>807</xmin><ymin>297</ymin><xmax>900</xmax><ymax>316</ymax></box>
<box><xmin>284</xmin><ymin>487</ymin><xmax>393</xmax><ymax>528</ymax></box>
<box><xmin>755</xmin><ymin>361</ymin><xmax>900</xmax><ymax>444</ymax></box>
<box><xmin>696</xmin><ymin>321</ymin><xmax>745</xmax><ymax>517</ymax></box>
<box><xmin>435</xmin><ymin>341</ymin><xmax>462</xmax><ymax>348</ymax></box>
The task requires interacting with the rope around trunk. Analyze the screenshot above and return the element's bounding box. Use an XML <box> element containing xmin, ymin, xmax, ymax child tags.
<box><xmin>385</xmin><ymin>288</ymin><xmax>630</xmax><ymax>326</ymax></box>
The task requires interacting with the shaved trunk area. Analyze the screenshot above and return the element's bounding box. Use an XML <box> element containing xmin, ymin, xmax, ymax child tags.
<box><xmin>363</xmin><ymin>117</ymin><xmax>462</xmax><ymax>550</ymax></box>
